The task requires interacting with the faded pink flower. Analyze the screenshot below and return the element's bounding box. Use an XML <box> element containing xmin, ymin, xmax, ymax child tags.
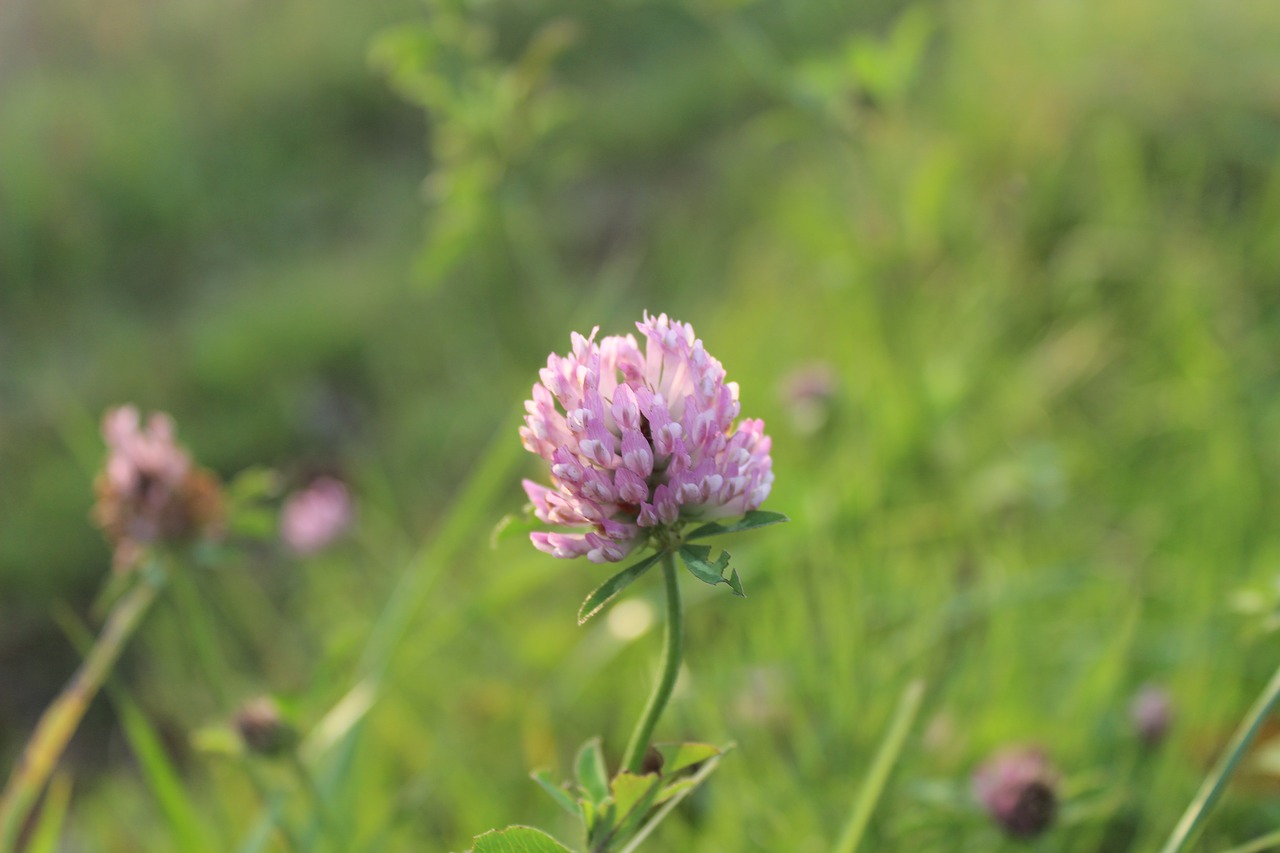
<box><xmin>973</xmin><ymin>746</ymin><xmax>1059</xmax><ymax>839</ymax></box>
<box><xmin>92</xmin><ymin>405</ymin><xmax>223</xmax><ymax>572</ymax></box>
<box><xmin>280</xmin><ymin>477</ymin><xmax>353</xmax><ymax>555</ymax></box>
<box><xmin>520</xmin><ymin>312</ymin><xmax>774</xmax><ymax>563</ymax></box>
<box><xmin>777</xmin><ymin>362</ymin><xmax>838</xmax><ymax>435</ymax></box>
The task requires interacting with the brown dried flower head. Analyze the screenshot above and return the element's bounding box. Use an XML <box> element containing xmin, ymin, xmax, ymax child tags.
<box><xmin>91</xmin><ymin>405</ymin><xmax>223</xmax><ymax>571</ymax></box>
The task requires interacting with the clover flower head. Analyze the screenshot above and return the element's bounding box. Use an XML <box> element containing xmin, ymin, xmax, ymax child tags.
<box><xmin>92</xmin><ymin>405</ymin><xmax>223</xmax><ymax>571</ymax></box>
<box><xmin>280</xmin><ymin>476</ymin><xmax>354</xmax><ymax>555</ymax></box>
<box><xmin>520</xmin><ymin>312</ymin><xmax>774</xmax><ymax>563</ymax></box>
<box><xmin>972</xmin><ymin>746</ymin><xmax>1059</xmax><ymax>839</ymax></box>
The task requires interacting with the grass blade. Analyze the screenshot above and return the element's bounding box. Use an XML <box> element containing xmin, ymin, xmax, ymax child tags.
<box><xmin>833</xmin><ymin>679</ymin><xmax>926</xmax><ymax>853</ymax></box>
<box><xmin>23</xmin><ymin>773</ymin><xmax>72</xmax><ymax>853</ymax></box>
<box><xmin>53</xmin><ymin>601</ymin><xmax>220</xmax><ymax>853</ymax></box>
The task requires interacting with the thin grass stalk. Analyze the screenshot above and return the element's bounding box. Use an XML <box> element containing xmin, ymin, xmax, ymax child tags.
<box><xmin>1160</xmin><ymin>661</ymin><xmax>1280</xmax><ymax>853</ymax></box>
<box><xmin>833</xmin><ymin>679</ymin><xmax>926</xmax><ymax>853</ymax></box>
<box><xmin>0</xmin><ymin>578</ymin><xmax>161</xmax><ymax>852</ymax></box>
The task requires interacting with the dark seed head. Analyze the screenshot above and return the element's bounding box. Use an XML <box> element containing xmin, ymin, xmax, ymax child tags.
<box><xmin>973</xmin><ymin>746</ymin><xmax>1059</xmax><ymax>839</ymax></box>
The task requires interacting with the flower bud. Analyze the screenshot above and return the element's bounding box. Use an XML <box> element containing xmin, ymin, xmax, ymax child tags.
<box><xmin>234</xmin><ymin>697</ymin><xmax>297</xmax><ymax>757</ymax></box>
<box><xmin>1130</xmin><ymin>684</ymin><xmax>1173</xmax><ymax>748</ymax></box>
<box><xmin>972</xmin><ymin>746</ymin><xmax>1058</xmax><ymax>839</ymax></box>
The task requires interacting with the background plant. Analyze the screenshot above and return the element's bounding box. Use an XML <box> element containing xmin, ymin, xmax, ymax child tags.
<box><xmin>4</xmin><ymin>0</ymin><xmax>1280</xmax><ymax>849</ymax></box>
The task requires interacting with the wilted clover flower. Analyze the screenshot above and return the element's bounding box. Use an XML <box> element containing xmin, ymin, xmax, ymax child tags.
<box><xmin>972</xmin><ymin>746</ymin><xmax>1059</xmax><ymax>839</ymax></box>
<box><xmin>280</xmin><ymin>476</ymin><xmax>354</xmax><ymax>555</ymax></box>
<box><xmin>520</xmin><ymin>312</ymin><xmax>774</xmax><ymax>564</ymax></box>
<box><xmin>92</xmin><ymin>406</ymin><xmax>223</xmax><ymax>571</ymax></box>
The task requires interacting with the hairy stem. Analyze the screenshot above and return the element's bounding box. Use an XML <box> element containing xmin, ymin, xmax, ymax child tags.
<box><xmin>0</xmin><ymin>578</ymin><xmax>160</xmax><ymax>852</ymax></box>
<box><xmin>621</xmin><ymin>552</ymin><xmax>683</xmax><ymax>774</ymax></box>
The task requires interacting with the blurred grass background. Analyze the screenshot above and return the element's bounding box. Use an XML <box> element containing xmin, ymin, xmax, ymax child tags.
<box><xmin>4</xmin><ymin>0</ymin><xmax>1280</xmax><ymax>849</ymax></box>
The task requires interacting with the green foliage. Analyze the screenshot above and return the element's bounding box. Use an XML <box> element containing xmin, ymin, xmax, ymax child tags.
<box><xmin>470</xmin><ymin>826</ymin><xmax>575</xmax><ymax>853</ymax></box>
<box><xmin>7</xmin><ymin>0</ymin><xmax>1280</xmax><ymax>849</ymax></box>
<box><xmin>684</xmin><ymin>511</ymin><xmax>790</xmax><ymax>541</ymax></box>
<box><xmin>678</xmin><ymin>545</ymin><xmax>746</xmax><ymax>597</ymax></box>
<box><xmin>528</xmin><ymin>740</ymin><xmax>727</xmax><ymax>853</ymax></box>
<box><xmin>577</xmin><ymin>553</ymin><xmax>663</xmax><ymax>625</ymax></box>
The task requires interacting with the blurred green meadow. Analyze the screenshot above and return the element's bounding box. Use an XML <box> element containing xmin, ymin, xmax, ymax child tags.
<box><xmin>4</xmin><ymin>0</ymin><xmax>1280</xmax><ymax>849</ymax></box>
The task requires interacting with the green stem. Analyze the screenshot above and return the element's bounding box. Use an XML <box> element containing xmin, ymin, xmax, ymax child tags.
<box><xmin>289</xmin><ymin>751</ymin><xmax>344</xmax><ymax>851</ymax></box>
<box><xmin>1160</xmin><ymin>661</ymin><xmax>1280</xmax><ymax>853</ymax></box>
<box><xmin>621</xmin><ymin>552</ymin><xmax>683</xmax><ymax>774</ymax></box>
<box><xmin>0</xmin><ymin>577</ymin><xmax>160</xmax><ymax>852</ymax></box>
<box><xmin>168</xmin><ymin>564</ymin><xmax>233</xmax><ymax>710</ymax></box>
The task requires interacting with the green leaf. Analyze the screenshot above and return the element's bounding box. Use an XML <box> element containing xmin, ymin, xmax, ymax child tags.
<box><xmin>614</xmin><ymin>751</ymin><xmax>729</xmax><ymax>853</ymax></box>
<box><xmin>677</xmin><ymin>545</ymin><xmax>746</xmax><ymax>597</ymax></box>
<box><xmin>577</xmin><ymin>552</ymin><xmax>662</xmax><ymax>625</ymax></box>
<box><xmin>654</xmin><ymin>777</ymin><xmax>698</xmax><ymax>806</ymax></box>
<box><xmin>610</xmin><ymin>772</ymin><xmax>660</xmax><ymax>822</ymax></box>
<box><xmin>609</xmin><ymin>772</ymin><xmax>662</xmax><ymax>843</ymax></box>
<box><xmin>574</xmin><ymin>737</ymin><xmax>610</xmax><ymax>805</ymax></box>
<box><xmin>654</xmin><ymin>742</ymin><xmax>723</xmax><ymax>776</ymax></box>
<box><xmin>530</xmin><ymin>770</ymin><xmax>579</xmax><ymax>817</ymax></box>
<box><xmin>579</xmin><ymin>798</ymin><xmax>598</xmax><ymax>837</ymax></box>
<box><xmin>226</xmin><ymin>466</ymin><xmax>283</xmax><ymax>502</ymax></box>
<box><xmin>470</xmin><ymin>825</ymin><xmax>575</xmax><ymax>853</ymax></box>
<box><xmin>684</xmin><ymin>511</ymin><xmax>789</xmax><ymax>541</ymax></box>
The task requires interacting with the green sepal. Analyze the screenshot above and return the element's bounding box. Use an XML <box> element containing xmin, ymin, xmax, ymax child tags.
<box><xmin>468</xmin><ymin>825</ymin><xmax>575</xmax><ymax>852</ymax></box>
<box><xmin>577</xmin><ymin>551</ymin><xmax>663</xmax><ymax>625</ymax></box>
<box><xmin>684</xmin><ymin>510</ymin><xmax>789</xmax><ymax>541</ymax></box>
<box><xmin>574</xmin><ymin>737</ymin><xmax>609</xmax><ymax>806</ymax></box>
<box><xmin>490</xmin><ymin>505</ymin><xmax>541</xmax><ymax>548</ymax></box>
<box><xmin>678</xmin><ymin>545</ymin><xmax>746</xmax><ymax>597</ymax></box>
<box><xmin>529</xmin><ymin>770</ymin><xmax>579</xmax><ymax>817</ymax></box>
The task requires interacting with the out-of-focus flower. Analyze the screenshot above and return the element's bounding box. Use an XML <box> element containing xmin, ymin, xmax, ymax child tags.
<box><xmin>777</xmin><ymin>362</ymin><xmax>838</xmax><ymax>435</ymax></box>
<box><xmin>729</xmin><ymin>665</ymin><xmax>791</xmax><ymax>729</ymax></box>
<box><xmin>92</xmin><ymin>405</ymin><xmax>223</xmax><ymax>572</ymax></box>
<box><xmin>279</xmin><ymin>476</ymin><xmax>353</xmax><ymax>555</ymax></box>
<box><xmin>972</xmin><ymin>746</ymin><xmax>1059</xmax><ymax>839</ymax></box>
<box><xmin>1130</xmin><ymin>684</ymin><xmax>1173</xmax><ymax>748</ymax></box>
<box><xmin>234</xmin><ymin>696</ymin><xmax>297</xmax><ymax>757</ymax></box>
<box><xmin>520</xmin><ymin>312</ymin><xmax>774</xmax><ymax>563</ymax></box>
